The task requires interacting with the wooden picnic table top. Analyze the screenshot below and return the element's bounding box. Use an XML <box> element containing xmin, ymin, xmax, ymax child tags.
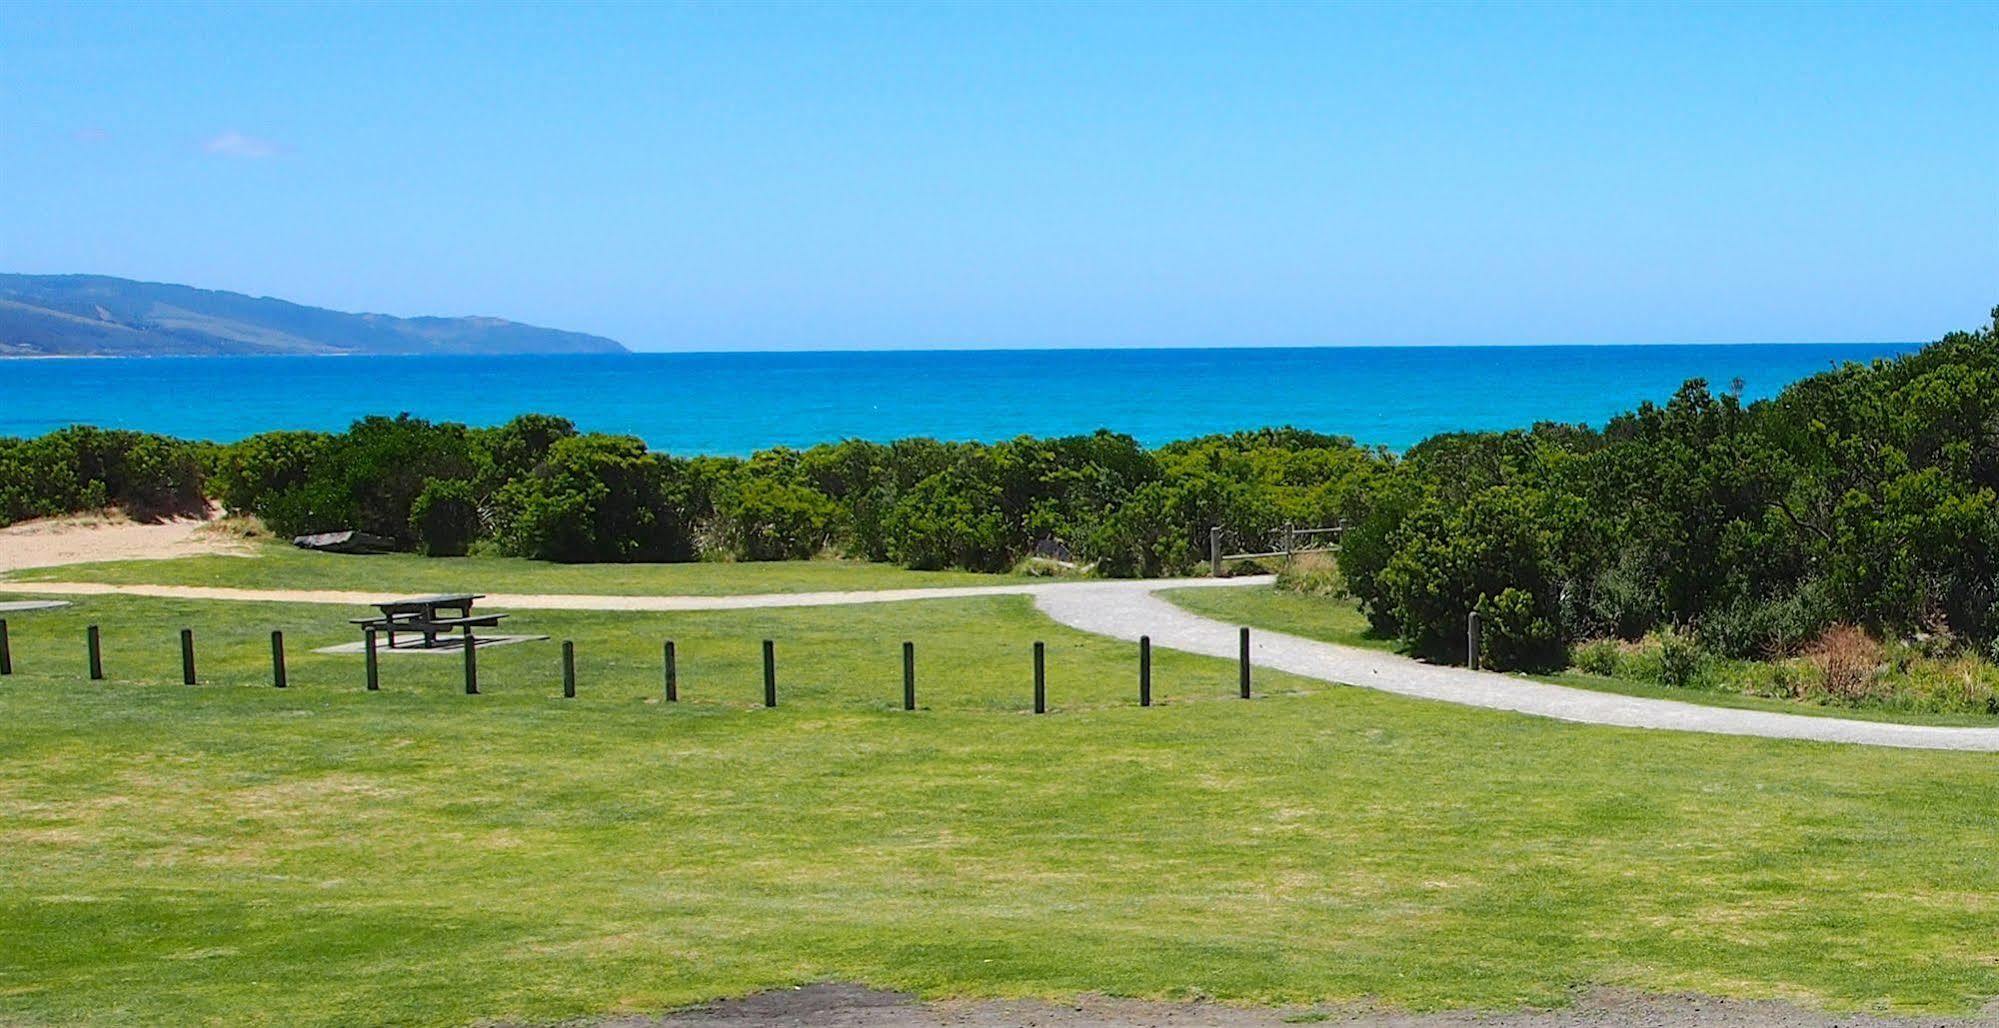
<box><xmin>371</xmin><ymin>593</ymin><xmax>484</xmax><ymax>613</ymax></box>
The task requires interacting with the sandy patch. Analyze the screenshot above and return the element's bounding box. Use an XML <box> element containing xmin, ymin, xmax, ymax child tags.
<box><xmin>0</xmin><ymin>506</ymin><xmax>251</xmax><ymax>573</ymax></box>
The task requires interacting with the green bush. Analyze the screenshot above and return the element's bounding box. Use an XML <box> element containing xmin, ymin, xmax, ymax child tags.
<box><xmin>718</xmin><ymin>477</ymin><xmax>838</xmax><ymax>561</ymax></box>
<box><xmin>410</xmin><ymin>479</ymin><xmax>481</xmax><ymax>557</ymax></box>
<box><xmin>1475</xmin><ymin>587</ymin><xmax>1563</xmax><ymax>671</ymax></box>
<box><xmin>1654</xmin><ymin>628</ymin><xmax>1712</xmax><ymax>690</ymax></box>
<box><xmin>491</xmin><ymin>434</ymin><xmax>694</xmax><ymax>563</ymax></box>
<box><xmin>212</xmin><ymin>430</ymin><xmax>333</xmax><ymax>518</ymax></box>
<box><xmin>1571</xmin><ymin>638</ymin><xmax>1622</xmax><ymax>677</ymax></box>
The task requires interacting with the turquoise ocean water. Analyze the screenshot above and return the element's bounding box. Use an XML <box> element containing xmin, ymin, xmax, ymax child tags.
<box><xmin>0</xmin><ymin>344</ymin><xmax>1917</xmax><ymax>455</ymax></box>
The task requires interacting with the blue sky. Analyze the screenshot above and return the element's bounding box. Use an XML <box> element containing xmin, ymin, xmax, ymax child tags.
<box><xmin>2</xmin><ymin>2</ymin><xmax>1993</xmax><ymax>351</ymax></box>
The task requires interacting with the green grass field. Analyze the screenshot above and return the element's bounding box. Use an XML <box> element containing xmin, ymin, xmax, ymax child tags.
<box><xmin>3</xmin><ymin>542</ymin><xmax>1028</xmax><ymax>595</ymax></box>
<box><xmin>1164</xmin><ymin>584</ymin><xmax>1999</xmax><ymax>728</ymax></box>
<box><xmin>4</xmin><ymin>565</ymin><xmax>1999</xmax><ymax>1024</ymax></box>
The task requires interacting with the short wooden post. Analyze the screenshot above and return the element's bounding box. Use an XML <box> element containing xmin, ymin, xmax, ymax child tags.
<box><xmin>270</xmin><ymin>630</ymin><xmax>287</xmax><ymax>688</ymax></box>
<box><xmin>562</xmin><ymin>640</ymin><xmax>576</xmax><ymax>698</ymax></box>
<box><xmin>460</xmin><ymin>626</ymin><xmax>477</xmax><ymax>695</ymax></box>
<box><xmin>180</xmin><ymin>629</ymin><xmax>196</xmax><ymax>685</ymax></box>
<box><xmin>1238</xmin><ymin>627</ymin><xmax>1251</xmax><ymax>698</ymax></box>
<box><xmin>1467</xmin><ymin>609</ymin><xmax>1482</xmax><ymax>670</ymax></box>
<box><xmin>364</xmin><ymin>628</ymin><xmax>380</xmax><ymax>691</ymax></box>
<box><xmin>1139</xmin><ymin>635</ymin><xmax>1152</xmax><ymax>707</ymax></box>
<box><xmin>87</xmin><ymin>624</ymin><xmax>103</xmax><ymax>680</ymax></box>
<box><xmin>1284</xmin><ymin>521</ymin><xmax>1295</xmax><ymax>562</ymax></box>
<box><xmin>1209</xmin><ymin>526</ymin><xmax>1223</xmax><ymax>576</ymax></box>
<box><xmin>902</xmin><ymin>641</ymin><xmax>915</xmax><ymax>711</ymax></box>
<box><xmin>1033</xmin><ymin>641</ymin><xmax>1046</xmax><ymax>714</ymax></box>
<box><xmin>762</xmin><ymin>639</ymin><xmax>776</xmax><ymax>707</ymax></box>
<box><xmin>663</xmin><ymin>640</ymin><xmax>677</xmax><ymax>702</ymax></box>
<box><xmin>0</xmin><ymin>619</ymin><xmax>12</xmax><ymax>676</ymax></box>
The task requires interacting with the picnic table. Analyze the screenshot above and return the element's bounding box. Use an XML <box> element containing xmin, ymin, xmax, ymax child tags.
<box><xmin>350</xmin><ymin>593</ymin><xmax>501</xmax><ymax>650</ymax></box>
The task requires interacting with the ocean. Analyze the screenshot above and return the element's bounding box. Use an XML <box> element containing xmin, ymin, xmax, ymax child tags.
<box><xmin>0</xmin><ymin>344</ymin><xmax>1918</xmax><ymax>455</ymax></box>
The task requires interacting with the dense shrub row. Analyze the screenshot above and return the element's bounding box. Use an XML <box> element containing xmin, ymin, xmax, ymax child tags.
<box><xmin>198</xmin><ymin>417</ymin><xmax>1383</xmax><ymax>575</ymax></box>
<box><xmin>8</xmin><ymin>305</ymin><xmax>1996</xmax><ymax>678</ymax></box>
<box><xmin>0</xmin><ymin>426</ymin><xmax>208</xmax><ymax>524</ymax></box>
<box><xmin>1340</xmin><ymin>307</ymin><xmax>1999</xmax><ymax>669</ymax></box>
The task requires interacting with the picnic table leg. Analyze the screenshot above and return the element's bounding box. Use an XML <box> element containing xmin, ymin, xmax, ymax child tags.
<box><xmin>462</xmin><ymin>625</ymin><xmax>478</xmax><ymax>695</ymax></box>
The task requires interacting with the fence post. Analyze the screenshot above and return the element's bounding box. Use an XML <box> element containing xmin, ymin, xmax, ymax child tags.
<box><xmin>461</xmin><ymin>626</ymin><xmax>477</xmax><ymax>695</ymax></box>
<box><xmin>562</xmin><ymin>640</ymin><xmax>576</xmax><ymax>698</ymax></box>
<box><xmin>663</xmin><ymin>640</ymin><xmax>677</xmax><ymax>702</ymax></box>
<box><xmin>1033</xmin><ymin>641</ymin><xmax>1046</xmax><ymax>714</ymax></box>
<box><xmin>270</xmin><ymin>630</ymin><xmax>287</xmax><ymax>688</ymax></box>
<box><xmin>762</xmin><ymin>639</ymin><xmax>776</xmax><ymax>707</ymax></box>
<box><xmin>0</xmin><ymin>619</ymin><xmax>11</xmax><ymax>676</ymax></box>
<box><xmin>902</xmin><ymin>641</ymin><xmax>915</xmax><ymax>711</ymax></box>
<box><xmin>1209</xmin><ymin>526</ymin><xmax>1223</xmax><ymax>576</ymax></box>
<box><xmin>364</xmin><ymin>628</ymin><xmax>379</xmax><ymax>691</ymax></box>
<box><xmin>87</xmin><ymin>625</ymin><xmax>103</xmax><ymax>680</ymax></box>
<box><xmin>1284</xmin><ymin>521</ymin><xmax>1295</xmax><ymax>562</ymax></box>
<box><xmin>180</xmin><ymin>629</ymin><xmax>196</xmax><ymax>685</ymax></box>
<box><xmin>1239</xmin><ymin>627</ymin><xmax>1251</xmax><ymax>699</ymax></box>
<box><xmin>1467</xmin><ymin>609</ymin><xmax>1482</xmax><ymax>670</ymax></box>
<box><xmin>1139</xmin><ymin>635</ymin><xmax>1151</xmax><ymax>707</ymax></box>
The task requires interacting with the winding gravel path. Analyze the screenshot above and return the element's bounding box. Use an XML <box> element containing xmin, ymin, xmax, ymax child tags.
<box><xmin>10</xmin><ymin>573</ymin><xmax>1999</xmax><ymax>750</ymax></box>
<box><xmin>1033</xmin><ymin>579</ymin><xmax>1999</xmax><ymax>752</ymax></box>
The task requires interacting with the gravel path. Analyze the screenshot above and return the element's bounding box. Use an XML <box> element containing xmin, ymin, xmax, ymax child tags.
<box><xmin>606</xmin><ymin>982</ymin><xmax>1997</xmax><ymax>1027</ymax></box>
<box><xmin>1034</xmin><ymin>581</ymin><xmax>1999</xmax><ymax>752</ymax></box>
<box><xmin>11</xmin><ymin>570</ymin><xmax>1999</xmax><ymax>751</ymax></box>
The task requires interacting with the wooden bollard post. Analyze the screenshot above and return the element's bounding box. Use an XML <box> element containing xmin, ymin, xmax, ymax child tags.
<box><xmin>87</xmin><ymin>625</ymin><xmax>103</xmax><ymax>680</ymax></box>
<box><xmin>663</xmin><ymin>640</ymin><xmax>677</xmax><ymax>702</ymax></box>
<box><xmin>461</xmin><ymin>626</ymin><xmax>477</xmax><ymax>695</ymax></box>
<box><xmin>1467</xmin><ymin>609</ymin><xmax>1482</xmax><ymax>670</ymax></box>
<box><xmin>562</xmin><ymin>640</ymin><xmax>576</xmax><ymax>698</ymax></box>
<box><xmin>180</xmin><ymin>629</ymin><xmax>196</xmax><ymax>685</ymax></box>
<box><xmin>364</xmin><ymin>628</ymin><xmax>379</xmax><ymax>691</ymax></box>
<box><xmin>270</xmin><ymin>630</ymin><xmax>287</xmax><ymax>688</ymax></box>
<box><xmin>1238</xmin><ymin>627</ymin><xmax>1251</xmax><ymax>699</ymax></box>
<box><xmin>1139</xmin><ymin>635</ymin><xmax>1152</xmax><ymax>707</ymax></box>
<box><xmin>902</xmin><ymin>641</ymin><xmax>915</xmax><ymax>711</ymax></box>
<box><xmin>762</xmin><ymin>639</ymin><xmax>777</xmax><ymax>707</ymax></box>
<box><xmin>0</xmin><ymin>619</ymin><xmax>11</xmax><ymax>676</ymax></box>
<box><xmin>1209</xmin><ymin>526</ymin><xmax>1223</xmax><ymax>576</ymax></box>
<box><xmin>1033</xmin><ymin>641</ymin><xmax>1046</xmax><ymax>714</ymax></box>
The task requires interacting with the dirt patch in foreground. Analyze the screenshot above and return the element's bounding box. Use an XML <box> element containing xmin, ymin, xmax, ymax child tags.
<box><xmin>0</xmin><ymin>507</ymin><xmax>251</xmax><ymax>573</ymax></box>
<box><xmin>598</xmin><ymin>983</ymin><xmax>1993</xmax><ymax>1028</ymax></box>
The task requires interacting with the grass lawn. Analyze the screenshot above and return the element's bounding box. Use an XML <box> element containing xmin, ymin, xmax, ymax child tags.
<box><xmin>4</xmin><ymin>541</ymin><xmax>1029</xmax><ymax>595</ymax></box>
<box><xmin>3</xmin><ymin>589</ymin><xmax>1999</xmax><ymax>1024</ymax></box>
<box><xmin>1165</xmin><ymin>585</ymin><xmax>1999</xmax><ymax>728</ymax></box>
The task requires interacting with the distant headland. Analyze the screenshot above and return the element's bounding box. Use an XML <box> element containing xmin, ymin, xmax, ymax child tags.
<box><xmin>0</xmin><ymin>273</ymin><xmax>627</xmax><ymax>357</ymax></box>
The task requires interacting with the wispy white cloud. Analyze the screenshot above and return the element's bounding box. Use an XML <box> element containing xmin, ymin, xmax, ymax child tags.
<box><xmin>201</xmin><ymin>130</ymin><xmax>284</xmax><ymax>159</ymax></box>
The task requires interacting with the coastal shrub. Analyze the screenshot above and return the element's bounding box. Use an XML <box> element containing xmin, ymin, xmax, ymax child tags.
<box><xmin>716</xmin><ymin>477</ymin><xmax>839</xmax><ymax>561</ymax></box>
<box><xmin>212</xmin><ymin>430</ymin><xmax>332</xmax><ymax>518</ymax></box>
<box><xmin>1375</xmin><ymin>486</ymin><xmax>1560</xmax><ymax>667</ymax></box>
<box><xmin>410</xmin><ymin>479</ymin><xmax>480</xmax><ymax>557</ymax></box>
<box><xmin>472</xmin><ymin>414</ymin><xmax>577</xmax><ymax>493</ymax></box>
<box><xmin>491</xmin><ymin>434</ymin><xmax>695</xmax><ymax>563</ymax></box>
<box><xmin>1653</xmin><ymin>627</ymin><xmax>1711</xmax><ymax>690</ymax></box>
<box><xmin>1474</xmin><ymin>587</ymin><xmax>1564</xmax><ymax>672</ymax></box>
<box><xmin>0</xmin><ymin>427</ymin><xmax>205</xmax><ymax>524</ymax></box>
<box><xmin>885</xmin><ymin>466</ymin><xmax>1011</xmax><ymax>571</ymax></box>
<box><xmin>1570</xmin><ymin>638</ymin><xmax>1622</xmax><ymax>677</ymax></box>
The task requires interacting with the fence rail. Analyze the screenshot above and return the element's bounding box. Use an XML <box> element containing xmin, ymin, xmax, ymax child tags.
<box><xmin>1209</xmin><ymin>522</ymin><xmax>1344</xmax><ymax>575</ymax></box>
